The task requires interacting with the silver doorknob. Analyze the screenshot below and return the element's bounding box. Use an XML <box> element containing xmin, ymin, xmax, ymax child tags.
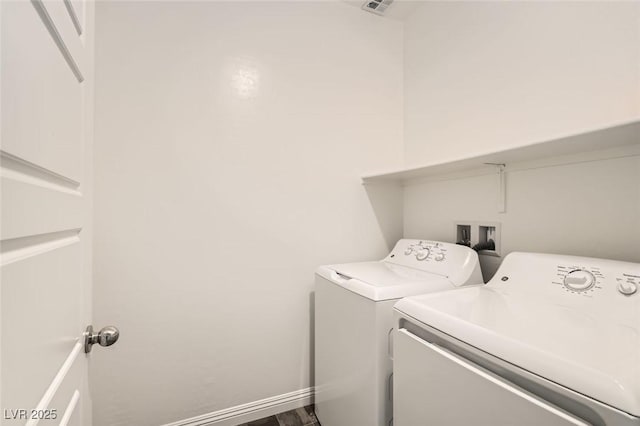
<box><xmin>84</xmin><ymin>325</ymin><xmax>120</xmax><ymax>353</ymax></box>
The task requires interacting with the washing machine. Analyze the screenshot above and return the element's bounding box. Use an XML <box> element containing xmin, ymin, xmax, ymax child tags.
<box><xmin>393</xmin><ymin>252</ymin><xmax>640</xmax><ymax>426</ymax></box>
<box><xmin>314</xmin><ymin>239</ymin><xmax>483</xmax><ymax>426</ymax></box>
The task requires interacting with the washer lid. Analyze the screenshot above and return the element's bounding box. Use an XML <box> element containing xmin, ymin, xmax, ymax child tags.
<box><xmin>316</xmin><ymin>262</ymin><xmax>454</xmax><ymax>301</ymax></box>
<box><xmin>394</xmin><ymin>253</ymin><xmax>640</xmax><ymax>417</ymax></box>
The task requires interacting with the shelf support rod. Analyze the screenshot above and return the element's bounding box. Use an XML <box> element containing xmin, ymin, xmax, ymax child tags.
<box><xmin>485</xmin><ymin>163</ymin><xmax>506</xmax><ymax>213</ymax></box>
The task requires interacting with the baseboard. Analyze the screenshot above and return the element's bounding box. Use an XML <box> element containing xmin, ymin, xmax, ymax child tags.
<box><xmin>160</xmin><ymin>387</ymin><xmax>314</xmax><ymax>426</ymax></box>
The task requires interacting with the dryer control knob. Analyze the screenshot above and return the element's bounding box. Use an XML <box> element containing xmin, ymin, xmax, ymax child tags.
<box><xmin>563</xmin><ymin>270</ymin><xmax>595</xmax><ymax>292</ymax></box>
<box><xmin>435</xmin><ymin>254</ymin><xmax>445</xmax><ymax>261</ymax></box>
<box><xmin>416</xmin><ymin>249</ymin><xmax>429</xmax><ymax>261</ymax></box>
<box><xmin>404</xmin><ymin>248</ymin><xmax>413</xmax><ymax>256</ymax></box>
<box><xmin>618</xmin><ymin>281</ymin><xmax>637</xmax><ymax>296</ymax></box>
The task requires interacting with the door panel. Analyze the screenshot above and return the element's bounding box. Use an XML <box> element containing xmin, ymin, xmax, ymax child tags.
<box><xmin>1</xmin><ymin>175</ymin><xmax>82</xmax><ymax>240</ymax></box>
<box><xmin>394</xmin><ymin>328</ymin><xmax>590</xmax><ymax>426</ymax></box>
<box><xmin>63</xmin><ymin>0</ymin><xmax>84</xmax><ymax>36</ymax></box>
<box><xmin>1</xmin><ymin>0</ymin><xmax>93</xmax><ymax>424</ymax></box>
<box><xmin>2</xmin><ymin>243</ymin><xmax>82</xmax><ymax>412</ymax></box>
<box><xmin>2</xmin><ymin>0</ymin><xmax>85</xmax><ymax>181</ymax></box>
<box><xmin>37</xmin><ymin>0</ymin><xmax>87</xmax><ymax>71</ymax></box>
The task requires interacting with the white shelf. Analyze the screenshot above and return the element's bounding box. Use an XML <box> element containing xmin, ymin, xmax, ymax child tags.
<box><xmin>362</xmin><ymin>119</ymin><xmax>640</xmax><ymax>185</ymax></box>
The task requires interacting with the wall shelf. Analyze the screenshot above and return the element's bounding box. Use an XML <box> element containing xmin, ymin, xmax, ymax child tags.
<box><xmin>362</xmin><ymin>119</ymin><xmax>640</xmax><ymax>185</ymax></box>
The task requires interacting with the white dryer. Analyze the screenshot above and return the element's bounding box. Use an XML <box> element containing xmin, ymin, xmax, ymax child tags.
<box><xmin>394</xmin><ymin>252</ymin><xmax>640</xmax><ymax>426</ymax></box>
<box><xmin>314</xmin><ymin>239</ymin><xmax>483</xmax><ymax>426</ymax></box>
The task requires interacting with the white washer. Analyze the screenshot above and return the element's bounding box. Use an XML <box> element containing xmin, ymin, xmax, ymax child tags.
<box><xmin>314</xmin><ymin>239</ymin><xmax>483</xmax><ymax>426</ymax></box>
<box><xmin>394</xmin><ymin>252</ymin><xmax>640</xmax><ymax>426</ymax></box>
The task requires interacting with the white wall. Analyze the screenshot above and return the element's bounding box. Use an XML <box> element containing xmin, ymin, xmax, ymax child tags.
<box><xmin>404</xmin><ymin>1</ymin><xmax>640</xmax><ymax>165</ymax></box>
<box><xmin>92</xmin><ymin>2</ymin><xmax>403</xmax><ymax>425</ymax></box>
<box><xmin>404</xmin><ymin>155</ymin><xmax>640</xmax><ymax>281</ymax></box>
<box><xmin>402</xmin><ymin>1</ymin><xmax>640</xmax><ymax>279</ymax></box>
<box><xmin>93</xmin><ymin>2</ymin><xmax>640</xmax><ymax>424</ymax></box>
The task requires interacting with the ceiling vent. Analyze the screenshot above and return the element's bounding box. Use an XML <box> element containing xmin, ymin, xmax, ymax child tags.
<box><xmin>362</xmin><ymin>0</ymin><xmax>394</xmax><ymax>16</ymax></box>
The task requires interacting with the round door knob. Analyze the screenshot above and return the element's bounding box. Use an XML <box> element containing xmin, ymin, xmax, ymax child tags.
<box><xmin>84</xmin><ymin>325</ymin><xmax>120</xmax><ymax>353</ymax></box>
<box><xmin>618</xmin><ymin>281</ymin><xmax>637</xmax><ymax>296</ymax></box>
<box><xmin>98</xmin><ymin>326</ymin><xmax>120</xmax><ymax>347</ymax></box>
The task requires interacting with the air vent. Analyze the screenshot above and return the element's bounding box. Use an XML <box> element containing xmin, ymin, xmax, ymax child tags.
<box><xmin>362</xmin><ymin>0</ymin><xmax>394</xmax><ymax>15</ymax></box>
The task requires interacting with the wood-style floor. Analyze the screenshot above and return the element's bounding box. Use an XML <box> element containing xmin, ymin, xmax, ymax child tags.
<box><xmin>236</xmin><ymin>405</ymin><xmax>319</xmax><ymax>426</ymax></box>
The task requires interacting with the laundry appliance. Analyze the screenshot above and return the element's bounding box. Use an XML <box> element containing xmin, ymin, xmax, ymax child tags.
<box><xmin>393</xmin><ymin>252</ymin><xmax>640</xmax><ymax>426</ymax></box>
<box><xmin>314</xmin><ymin>239</ymin><xmax>483</xmax><ymax>426</ymax></box>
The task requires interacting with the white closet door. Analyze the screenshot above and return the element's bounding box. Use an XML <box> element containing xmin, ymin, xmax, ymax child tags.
<box><xmin>393</xmin><ymin>328</ymin><xmax>591</xmax><ymax>426</ymax></box>
<box><xmin>1</xmin><ymin>0</ymin><xmax>94</xmax><ymax>425</ymax></box>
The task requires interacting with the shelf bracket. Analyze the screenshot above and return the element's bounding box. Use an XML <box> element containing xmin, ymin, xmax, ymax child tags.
<box><xmin>485</xmin><ymin>163</ymin><xmax>506</xmax><ymax>213</ymax></box>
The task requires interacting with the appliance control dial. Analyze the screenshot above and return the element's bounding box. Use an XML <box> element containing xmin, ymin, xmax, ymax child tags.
<box><xmin>435</xmin><ymin>254</ymin><xmax>445</xmax><ymax>262</ymax></box>
<box><xmin>416</xmin><ymin>249</ymin><xmax>430</xmax><ymax>261</ymax></box>
<box><xmin>618</xmin><ymin>281</ymin><xmax>637</xmax><ymax>296</ymax></box>
<box><xmin>563</xmin><ymin>269</ymin><xmax>596</xmax><ymax>292</ymax></box>
<box><xmin>404</xmin><ymin>248</ymin><xmax>413</xmax><ymax>256</ymax></box>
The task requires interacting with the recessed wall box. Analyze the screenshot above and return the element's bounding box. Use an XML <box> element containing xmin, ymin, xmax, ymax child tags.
<box><xmin>456</xmin><ymin>224</ymin><xmax>472</xmax><ymax>247</ymax></box>
<box><xmin>454</xmin><ymin>221</ymin><xmax>501</xmax><ymax>256</ymax></box>
<box><xmin>478</xmin><ymin>223</ymin><xmax>501</xmax><ymax>257</ymax></box>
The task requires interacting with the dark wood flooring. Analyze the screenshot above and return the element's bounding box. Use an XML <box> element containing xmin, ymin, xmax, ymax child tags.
<box><xmin>236</xmin><ymin>405</ymin><xmax>319</xmax><ymax>426</ymax></box>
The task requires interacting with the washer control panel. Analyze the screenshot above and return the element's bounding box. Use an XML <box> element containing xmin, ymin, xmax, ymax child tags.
<box><xmin>384</xmin><ymin>239</ymin><xmax>481</xmax><ymax>285</ymax></box>
<box><xmin>403</xmin><ymin>240</ymin><xmax>448</xmax><ymax>263</ymax></box>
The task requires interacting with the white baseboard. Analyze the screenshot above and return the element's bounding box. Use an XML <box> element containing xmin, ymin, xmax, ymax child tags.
<box><xmin>160</xmin><ymin>387</ymin><xmax>314</xmax><ymax>426</ymax></box>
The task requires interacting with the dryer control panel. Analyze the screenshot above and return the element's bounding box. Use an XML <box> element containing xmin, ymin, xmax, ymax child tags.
<box><xmin>487</xmin><ymin>252</ymin><xmax>640</xmax><ymax>333</ymax></box>
<box><xmin>557</xmin><ymin>265</ymin><xmax>603</xmax><ymax>295</ymax></box>
<box><xmin>554</xmin><ymin>264</ymin><xmax>639</xmax><ymax>297</ymax></box>
<box><xmin>617</xmin><ymin>273</ymin><xmax>639</xmax><ymax>296</ymax></box>
<box><xmin>489</xmin><ymin>252</ymin><xmax>640</xmax><ymax>320</ymax></box>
